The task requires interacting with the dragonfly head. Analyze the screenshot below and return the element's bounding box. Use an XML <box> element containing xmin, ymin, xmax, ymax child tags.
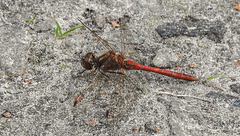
<box><xmin>81</xmin><ymin>52</ymin><xmax>98</xmax><ymax>70</ymax></box>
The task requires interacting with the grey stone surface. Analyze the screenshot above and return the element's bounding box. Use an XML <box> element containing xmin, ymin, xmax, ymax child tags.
<box><xmin>0</xmin><ymin>0</ymin><xmax>240</xmax><ymax>135</ymax></box>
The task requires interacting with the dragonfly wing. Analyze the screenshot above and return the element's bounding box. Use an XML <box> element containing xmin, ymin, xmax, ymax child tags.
<box><xmin>106</xmin><ymin>70</ymin><xmax>140</xmax><ymax>126</ymax></box>
<box><xmin>119</xmin><ymin>16</ymin><xmax>143</xmax><ymax>60</ymax></box>
<box><xmin>78</xmin><ymin>19</ymin><xmax>114</xmax><ymax>51</ymax></box>
<box><xmin>75</xmin><ymin>70</ymin><xmax>140</xmax><ymax>126</ymax></box>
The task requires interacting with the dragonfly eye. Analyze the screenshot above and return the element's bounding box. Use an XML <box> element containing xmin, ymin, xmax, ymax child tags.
<box><xmin>81</xmin><ymin>53</ymin><xmax>97</xmax><ymax>70</ymax></box>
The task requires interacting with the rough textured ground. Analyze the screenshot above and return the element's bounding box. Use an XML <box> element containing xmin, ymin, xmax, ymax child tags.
<box><xmin>0</xmin><ymin>0</ymin><xmax>240</xmax><ymax>135</ymax></box>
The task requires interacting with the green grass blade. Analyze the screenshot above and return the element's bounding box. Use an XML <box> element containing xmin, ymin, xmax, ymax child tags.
<box><xmin>24</xmin><ymin>19</ymin><xmax>33</xmax><ymax>22</ymax></box>
<box><xmin>57</xmin><ymin>22</ymin><xmax>62</xmax><ymax>35</ymax></box>
<box><xmin>206</xmin><ymin>75</ymin><xmax>228</xmax><ymax>81</ymax></box>
<box><xmin>54</xmin><ymin>28</ymin><xmax>58</xmax><ymax>38</ymax></box>
<box><xmin>57</xmin><ymin>25</ymin><xmax>83</xmax><ymax>38</ymax></box>
<box><xmin>24</xmin><ymin>11</ymin><xmax>40</xmax><ymax>22</ymax></box>
<box><xmin>49</xmin><ymin>15</ymin><xmax>62</xmax><ymax>36</ymax></box>
<box><xmin>31</xmin><ymin>11</ymin><xmax>40</xmax><ymax>21</ymax></box>
<box><xmin>206</xmin><ymin>76</ymin><xmax>219</xmax><ymax>80</ymax></box>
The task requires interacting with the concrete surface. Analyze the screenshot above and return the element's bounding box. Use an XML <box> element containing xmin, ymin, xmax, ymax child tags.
<box><xmin>0</xmin><ymin>0</ymin><xmax>239</xmax><ymax>135</ymax></box>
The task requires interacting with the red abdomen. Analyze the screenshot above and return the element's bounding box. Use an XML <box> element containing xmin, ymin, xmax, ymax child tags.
<box><xmin>125</xmin><ymin>60</ymin><xmax>199</xmax><ymax>81</ymax></box>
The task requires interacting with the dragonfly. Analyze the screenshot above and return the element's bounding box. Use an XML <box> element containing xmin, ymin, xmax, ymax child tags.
<box><xmin>78</xmin><ymin>18</ymin><xmax>198</xmax><ymax>83</ymax></box>
<box><xmin>74</xmin><ymin>17</ymin><xmax>199</xmax><ymax>124</ymax></box>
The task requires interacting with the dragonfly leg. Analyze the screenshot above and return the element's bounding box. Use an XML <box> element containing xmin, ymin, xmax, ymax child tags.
<box><xmin>71</xmin><ymin>69</ymin><xmax>86</xmax><ymax>78</ymax></box>
<box><xmin>105</xmin><ymin>71</ymin><xmax>125</xmax><ymax>75</ymax></box>
<box><xmin>99</xmin><ymin>70</ymin><xmax>110</xmax><ymax>79</ymax></box>
<box><xmin>100</xmin><ymin>70</ymin><xmax>126</xmax><ymax>79</ymax></box>
<box><xmin>88</xmin><ymin>69</ymin><xmax>97</xmax><ymax>77</ymax></box>
<box><xmin>79</xmin><ymin>69</ymin><xmax>86</xmax><ymax>74</ymax></box>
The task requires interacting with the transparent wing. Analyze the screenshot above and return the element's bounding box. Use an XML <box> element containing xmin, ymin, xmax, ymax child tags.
<box><xmin>106</xmin><ymin>72</ymin><xmax>140</xmax><ymax>126</ymax></box>
<box><xmin>75</xmin><ymin>71</ymin><xmax>141</xmax><ymax>127</ymax></box>
<box><xmin>79</xmin><ymin>18</ymin><xmax>114</xmax><ymax>51</ymax></box>
<box><xmin>119</xmin><ymin>16</ymin><xmax>141</xmax><ymax>60</ymax></box>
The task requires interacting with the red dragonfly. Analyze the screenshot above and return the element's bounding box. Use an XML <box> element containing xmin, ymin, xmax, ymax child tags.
<box><xmin>78</xmin><ymin>19</ymin><xmax>198</xmax><ymax>83</ymax></box>
<box><xmin>74</xmin><ymin>18</ymin><xmax>198</xmax><ymax>123</ymax></box>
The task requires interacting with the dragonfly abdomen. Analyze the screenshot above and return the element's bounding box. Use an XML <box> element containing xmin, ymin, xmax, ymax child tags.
<box><xmin>125</xmin><ymin>60</ymin><xmax>199</xmax><ymax>81</ymax></box>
